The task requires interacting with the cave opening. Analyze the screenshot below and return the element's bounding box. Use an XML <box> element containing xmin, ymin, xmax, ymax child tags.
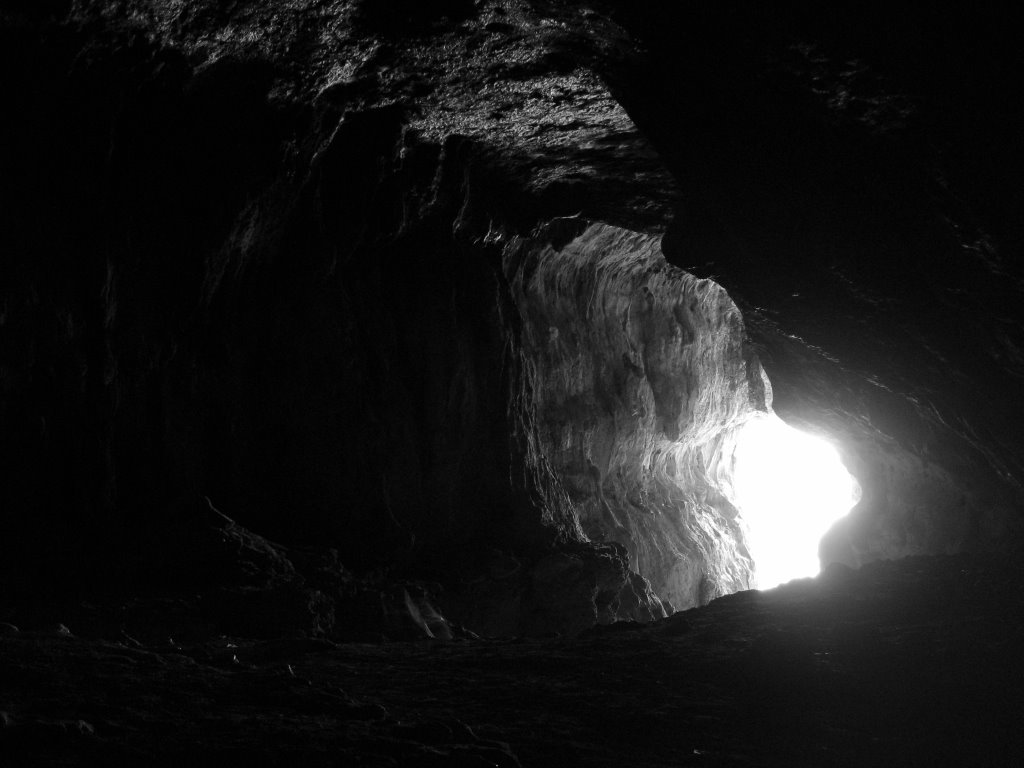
<box><xmin>728</xmin><ymin>414</ymin><xmax>861</xmax><ymax>589</ymax></box>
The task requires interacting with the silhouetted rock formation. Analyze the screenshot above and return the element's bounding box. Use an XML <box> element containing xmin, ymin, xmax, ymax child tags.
<box><xmin>4</xmin><ymin>1</ymin><xmax>1024</xmax><ymax>763</ymax></box>
<box><xmin>3</xmin><ymin>3</ymin><xmax>1024</xmax><ymax>749</ymax></box>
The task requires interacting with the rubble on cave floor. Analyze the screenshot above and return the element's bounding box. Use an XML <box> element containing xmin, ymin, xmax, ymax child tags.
<box><xmin>2</xmin><ymin>554</ymin><xmax>1021</xmax><ymax>766</ymax></box>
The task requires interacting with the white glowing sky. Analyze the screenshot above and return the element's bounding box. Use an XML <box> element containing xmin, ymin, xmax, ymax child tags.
<box><xmin>731</xmin><ymin>415</ymin><xmax>860</xmax><ymax>589</ymax></box>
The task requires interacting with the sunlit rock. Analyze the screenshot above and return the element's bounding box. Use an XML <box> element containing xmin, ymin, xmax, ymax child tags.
<box><xmin>505</xmin><ymin>222</ymin><xmax>769</xmax><ymax>608</ymax></box>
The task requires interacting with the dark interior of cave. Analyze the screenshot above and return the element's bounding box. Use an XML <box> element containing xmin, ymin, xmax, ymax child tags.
<box><xmin>2</xmin><ymin>2</ymin><xmax>1023</xmax><ymax>765</ymax></box>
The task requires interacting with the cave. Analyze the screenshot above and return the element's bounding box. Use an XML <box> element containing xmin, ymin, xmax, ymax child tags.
<box><xmin>2</xmin><ymin>2</ymin><xmax>1023</xmax><ymax>765</ymax></box>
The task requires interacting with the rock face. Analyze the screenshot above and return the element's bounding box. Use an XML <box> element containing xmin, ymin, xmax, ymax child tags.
<box><xmin>592</xmin><ymin>3</ymin><xmax>1024</xmax><ymax>564</ymax></box>
<box><xmin>0</xmin><ymin>0</ymin><xmax>678</xmax><ymax>635</ymax></box>
<box><xmin>506</xmin><ymin>222</ymin><xmax>765</xmax><ymax>608</ymax></box>
<box><xmin>2</xmin><ymin>0</ymin><xmax>1024</xmax><ymax>638</ymax></box>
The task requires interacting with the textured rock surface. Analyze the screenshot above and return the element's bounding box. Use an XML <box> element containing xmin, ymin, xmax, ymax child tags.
<box><xmin>506</xmin><ymin>222</ymin><xmax>766</xmax><ymax>608</ymax></box>
<box><xmin>3</xmin><ymin>0</ymin><xmax>1024</xmax><ymax>642</ymax></box>
<box><xmin>4</xmin><ymin>4</ymin><xmax>1024</xmax><ymax>765</ymax></box>
<box><xmin>0</xmin><ymin>0</ymin><xmax>678</xmax><ymax>635</ymax></box>
<box><xmin>586</xmin><ymin>2</ymin><xmax>1024</xmax><ymax>563</ymax></box>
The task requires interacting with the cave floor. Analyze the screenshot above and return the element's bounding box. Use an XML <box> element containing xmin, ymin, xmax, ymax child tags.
<box><xmin>2</xmin><ymin>555</ymin><xmax>1023</xmax><ymax>767</ymax></box>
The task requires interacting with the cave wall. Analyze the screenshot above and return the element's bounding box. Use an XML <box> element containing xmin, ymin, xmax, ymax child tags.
<box><xmin>2</xmin><ymin>1</ymin><xmax>681</xmax><ymax>635</ymax></box>
<box><xmin>0</xmin><ymin>19</ymin><xmax>545</xmax><ymax>581</ymax></box>
<box><xmin>505</xmin><ymin>222</ymin><xmax>765</xmax><ymax>608</ymax></box>
<box><xmin>588</xmin><ymin>2</ymin><xmax>1024</xmax><ymax>564</ymax></box>
<box><xmin>3</xmin><ymin>0</ymin><xmax>1024</xmax><ymax>634</ymax></box>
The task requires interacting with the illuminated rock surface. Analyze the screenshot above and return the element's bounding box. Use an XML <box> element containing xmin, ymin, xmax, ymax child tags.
<box><xmin>506</xmin><ymin>223</ymin><xmax>765</xmax><ymax>607</ymax></box>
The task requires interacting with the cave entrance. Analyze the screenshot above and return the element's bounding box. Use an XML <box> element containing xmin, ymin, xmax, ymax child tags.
<box><xmin>729</xmin><ymin>415</ymin><xmax>860</xmax><ymax>589</ymax></box>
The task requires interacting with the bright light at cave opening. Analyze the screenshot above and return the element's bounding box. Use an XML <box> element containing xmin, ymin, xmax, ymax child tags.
<box><xmin>731</xmin><ymin>415</ymin><xmax>860</xmax><ymax>590</ymax></box>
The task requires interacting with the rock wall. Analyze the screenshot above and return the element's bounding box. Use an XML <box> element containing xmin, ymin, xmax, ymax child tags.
<box><xmin>505</xmin><ymin>222</ymin><xmax>767</xmax><ymax>609</ymax></box>
<box><xmin>4</xmin><ymin>0</ymin><xmax>1024</xmax><ymax>637</ymax></box>
<box><xmin>597</xmin><ymin>3</ymin><xmax>1024</xmax><ymax>564</ymax></box>
<box><xmin>0</xmin><ymin>2</ymin><xmax>676</xmax><ymax>635</ymax></box>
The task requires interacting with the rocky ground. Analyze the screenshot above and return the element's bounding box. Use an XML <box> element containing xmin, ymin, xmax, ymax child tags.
<box><xmin>3</xmin><ymin>553</ymin><xmax>1022</xmax><ymax>766</ymax></box>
